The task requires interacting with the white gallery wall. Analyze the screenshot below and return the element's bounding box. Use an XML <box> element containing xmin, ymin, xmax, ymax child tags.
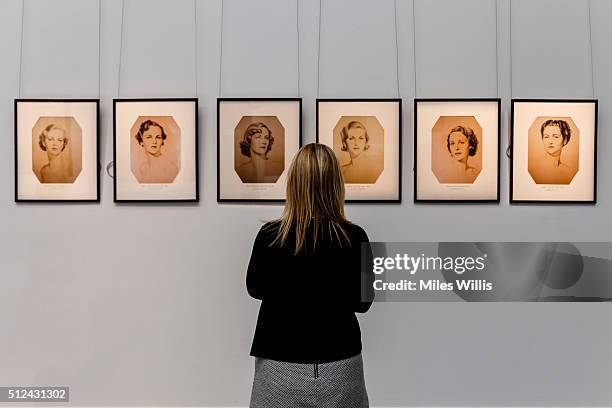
<box><xmin>1</xmin><ymin>0</ymin><xmax>611</xmax><ymax>406</ymax></box>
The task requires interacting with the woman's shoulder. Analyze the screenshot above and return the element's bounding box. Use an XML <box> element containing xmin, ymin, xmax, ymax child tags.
<box><xmin>341</xmin><ymin>221</ymin><xmax>369</xmax><ymax>241</ymax></box>
<box><xmin>253</xmin><ymin>220</ymin><xmax>368</xmax><ymax>246</ymax></box>
<box><xmin>261</xmin><ymin>219</ymin><xmax>281</xmax><ymax>229</ymax></box>
<box><xmin>256</xmin><ymin>220</ymin><xmax>282</xmax><ymax>242</ymax></box>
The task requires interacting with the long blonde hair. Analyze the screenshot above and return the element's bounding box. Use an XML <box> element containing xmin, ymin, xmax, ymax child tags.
<box><xmin>269</xmin><ymin>143</ymin><xmax>351</xmax><ymax>254</ymax></box>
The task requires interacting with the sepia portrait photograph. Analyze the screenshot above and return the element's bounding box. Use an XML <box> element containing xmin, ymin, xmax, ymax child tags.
<box><xmin>15</xmin><ymin>99</ymin><xmax>99</xmax><ymax>202</ymax></box>
<box><xmin>114</xmin><ymin>99</ymin><xmax>198</xmax><ymax>202</ymax></box>
<box><xmin>317</xmin><ymin>99</ymin><xmax>401</xmax><ymax>202</ymax></box>
<box><xmin>218</xmin><ymin>98</ymin><xmax>301</xmax><ymax>202</ymax></box>
<box><xmin>414</xmin><ymin>99</ymin><xmax>500</xmax><ymax>202</ymax></box>
<box><xmin>511</xmin><ymin>99</ymin><xmax>597</xmax><ymax>203</ymax></box>
<box><xmin>431</xmin><ymin>116</ymin><xmax>482</xmax><ymax>185</ymax></box>
<box><xmin>333</xmin><ymin>116</ymin><xmax>384</xmax><ymax>184</ymax></box>
<box><xmin>130</xmin><ymin>116</ymin><xmax>181</xmax><ymax>184</ymax></box>
<box><xmin>527</xmin><ymin>117</ymin><xmax>578</xmax><ymax>185</ymax></box>
<box><xmin>32</xmin><ymin>116</ymin><xmax>82</xmax><ymax>184</ymax></box>
<box><xmin>234</xmin><ymin>116</ymin><xmax>285</xmax><ymax>184</ymax></box>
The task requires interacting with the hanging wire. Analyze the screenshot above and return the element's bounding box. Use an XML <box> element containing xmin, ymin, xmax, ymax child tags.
<box><xmin>18</xmin><ymin>0</ymin><xmax>26</xmax><ymax>98</ymax></box>
<box><xmin>586</xmin><ymin>0</ymin><xmax>595</xmax><ymax>98</ymax></box>
<box><xmin>296</xmin><ymin>0</ymin><xmax>300</xmax><ymax>96</ymax></box>
<box><xmin>218</xmin><ymin>0</ymin><xmax>225</xmax><ymax>96</ymax></box>
<box><xmin>506</xmin><ymin>0</ymin><xmax>513</xmax><ymax>159</ymax></box>
<box><xmin>117</xmin><ymin>0</ymin><xmax>126</xmax><ymax>98</ymax></box>
<box><xmin>193</xmin><ymin>0</ymin><xmax>198</xmax><ymax>97</ymax></box>
<box><xmin>316</xmin><ymin>0</ymin><xmax>322</xmax><ymax>97</ymax></box>
<box><xmin>97</xmin><ymin>0</ymin><xmax>102</xmax><ymax>98</ymax></box>
<box><xmin>393</xmin><ymin>0</ymin><xmax>400</xmax><ymax>98</ymax></box>
<box><xmin>109</xmin><ymin>0</ymin><xmax>126</xmax><ymax>178</ymax></box>
<box><xmin>411</xmin><ymin>0</ymin><xmax>417</xmax><ymax>98</ymax></box>
<box><xmin>494</xmin><ymin>0</ymin><xmax>499</xmax><ymax>98</ymax></box>
<box><xmin>508</xmin><ymin>0</ymin><xmax>513</xmax><ymax>100</ymax></box>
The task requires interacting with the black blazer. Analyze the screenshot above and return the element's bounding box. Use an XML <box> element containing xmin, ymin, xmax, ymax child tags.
<box><xmin>246</xmin><ymin>220</ymin><xmax>375</xmax><ymax>364</ymax></box>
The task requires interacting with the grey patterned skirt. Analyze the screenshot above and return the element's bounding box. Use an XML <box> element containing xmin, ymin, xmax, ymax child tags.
<box><xmin>249</xmin><ymin>353</ymin><xmax>369</xmax><ymax>408</ymax></box>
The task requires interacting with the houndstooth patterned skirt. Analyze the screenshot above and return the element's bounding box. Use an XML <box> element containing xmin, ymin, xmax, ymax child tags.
<box><xmin>249</xmin><ymin>353</ymin><xmax>369</xmax><ymax>408</ymax></box>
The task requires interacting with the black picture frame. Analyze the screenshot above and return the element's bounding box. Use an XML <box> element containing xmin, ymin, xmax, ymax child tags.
<box><xmin>14</xmin><ymin>98</ymin><xmax>101</xmax><ymax>203</ymax></box>
<box><xmin>217</xmin><ymin>97</ymin><xmax>303</xmax><ymax>203</ymax></box>
<box><xmin>413</xmin><ymin>98</ymin><xmax>501</xmax><ymax>203</ymax></box>
<box><xmin>316</xmin><ymin>98</ymin><xmax>402</xmax><ymax>203</ymax></box>
<box><xmin>113</xmin><ymin>98</ymin><xmax>199</xmax><ymax>203</ymax></box>
<box><xmin>510</xmin><ymin>98</ymin><xmax>598</xmax><ymax>204</ymax></box>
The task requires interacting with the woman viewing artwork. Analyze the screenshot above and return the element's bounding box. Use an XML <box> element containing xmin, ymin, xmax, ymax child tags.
<box><xmin>246</xmin><ymin>143</ymin><xmax>375</xmax><ymax>407</ymax></box>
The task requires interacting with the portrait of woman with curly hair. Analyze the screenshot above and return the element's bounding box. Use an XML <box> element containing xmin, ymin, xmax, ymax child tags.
<box><xmin>445</xmin><ymin>125</ymin><xmax>480</xmax><ymax>183</ymax></box>
<box><xmin>132</xmin><ymin>118</ymin><xmax>180</xmax><ymax>184</ymax></box>
<box><xmin>528</xmin><ymin>118</ymin><xmax>575</xmax><ymax>185</ymax></box>
<box><xmin>429</xmin><ymin>116</ymin><xmax>483</xmax><ymax>185</ymax></box>
<box><xmin>235</xmin><ymin>119</ymin><xmax>284</xmax><ymax>184</ymax></box>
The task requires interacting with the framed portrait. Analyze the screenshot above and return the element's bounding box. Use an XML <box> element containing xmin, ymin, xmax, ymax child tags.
<box><xmin>414</xmin><ymin>98</ymin><xmax>500</xmax><ymax>202</ymax></box>
<box><xmin>113</xmin><ymin>98</ymin><xmax>199</xmax><ymax>202</ymax></box>
<box><xmin>510</xmin><ymin>99</ymin><xmax>598</xmax><ymax>203</ymax></box>
<box><xmin>15</xmin><ymin>99</ymin><xmax>100</xmax><ymax>202</ymax></box>
<box><xmin>217</xmin><ymin>98</ymin><xmax>302</xmax><ymax>202</ymax></box>
<box><xmin>316</xmin><ymin>99</ymin><xmax>401</xmax><ymax>202</ymax></box>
